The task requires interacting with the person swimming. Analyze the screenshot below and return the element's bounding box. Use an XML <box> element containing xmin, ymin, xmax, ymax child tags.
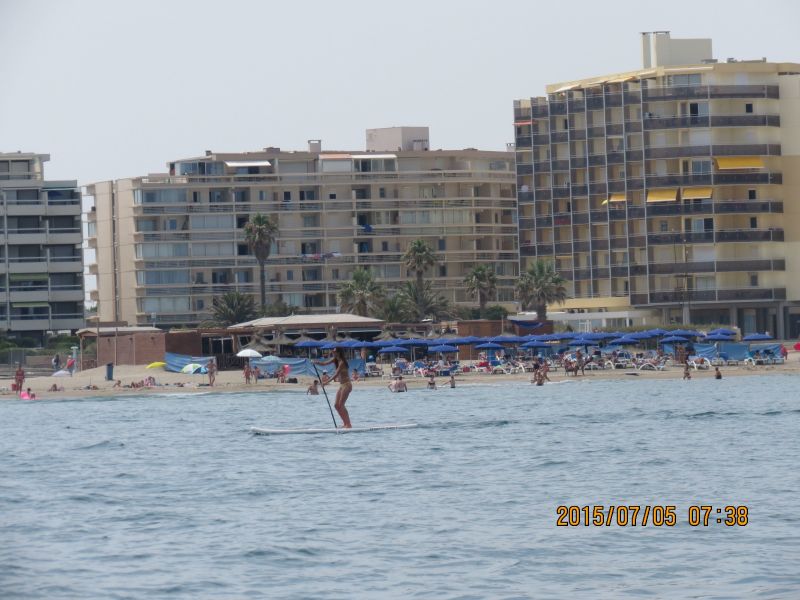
<box><xmin>315</xmin><ymin>348</ymin><xmax>353</xmax><ymax>428</ymax></box>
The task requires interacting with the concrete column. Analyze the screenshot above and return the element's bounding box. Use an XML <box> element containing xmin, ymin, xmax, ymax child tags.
<box><xmin>776</xmin><ymin>302</ymin><xmax>786</xmax><ymax>340</ymax></box>
<box><xmin>729</xmin><ymin>307</ymin><xmax>737</xmax><ymax>327</ymax></box>
<box><xmin>682</xmin><ymin>303</ymin><xmax>690</xmax><ymax>325</ymax></box>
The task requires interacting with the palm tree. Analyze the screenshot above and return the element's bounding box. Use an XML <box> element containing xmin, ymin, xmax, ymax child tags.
<box><xmin>463</xmin><ymin>264</ymin><xmax>497</xmax><ymax>318</ymax></box>
<box><xmin>515</xmin><ymin>259</ymin><xmax>568</xmax><ymax>320</ymax></box>
<box><xmin>402</xmin><ymin>239</ymin><xmax>437</xmax><ymax>290</ymax></box>
<box><xmin>378</xmin><ymin>295</ymin><xmax>406</xmax><ymax>323</ymax></box>
<box><xmin>210</xmin><ymin>291</ymin><xmax>257</xmax><ymax>327</ymax></box>
<box><xmin>397</xmin><ymin>281</ymin><xmax>451</xmax><ymax>322</ymax></box>
<box><xmin>336</xmin><ymin>268</ymin><xmax>386</xmax><ymax>317</ymax></box>
<box><xmin>244</xmin><ymin>214</ymin><xmax>278</xmax><ymax>311</ymax></box>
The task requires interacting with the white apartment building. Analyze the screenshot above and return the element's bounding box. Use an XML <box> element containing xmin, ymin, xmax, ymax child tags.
<box><xmin>0</xmin><ymin>152</ymin><xmax>84</xmax><ymax>343</ymax></box>
<box><xmin>86</xmin><ymin>128</ymin><xmax>518</xmax><ymax>327</ymax></box>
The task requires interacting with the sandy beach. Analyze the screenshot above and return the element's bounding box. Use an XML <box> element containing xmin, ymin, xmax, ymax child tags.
<box><xmin>3</xmin><ymin>350</ymin><xmax>797</xmax><ymax>401</ymax></box>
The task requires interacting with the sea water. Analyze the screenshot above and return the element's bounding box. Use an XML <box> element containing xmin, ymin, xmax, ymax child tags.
<box><xmin>1</xmin><ymin>375</ymin><xmax>799</xmax><ymax>598</ymax></box>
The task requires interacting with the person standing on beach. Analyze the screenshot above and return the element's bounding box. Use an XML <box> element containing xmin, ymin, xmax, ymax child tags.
<box><xmin>206</xmin><ymin>359</ymin><xmax>217</xmax><ymax>387</ymax></box>
<box><xmin>683</xmin><ymin>364</ymin><xmax>692</xmax><ymax>380</ymax></box>
<box><xmin>315</xmin><ymin>348</ymin><xmax>353</xmax><ymax>429</ymax></box>
<box><xmin>14</xmin><ymin>364</ymin><xmax>25</xmax><ymax>395</ymax></box>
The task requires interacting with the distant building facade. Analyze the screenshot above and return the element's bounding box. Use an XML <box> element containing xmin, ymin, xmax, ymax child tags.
<box><xmin>0</xmin><ymin>152</ymin><xmax>84</xmax><ymax>342</ymax></box>
<box><xmin>514</xmin><ymin>32</ymin><xmax>800</xmax><ymax>336</ymax></box>
<box><xmin>86</xmin><ymin>128</ymin><xmax>517</xmax><ymax>327</ymax></box>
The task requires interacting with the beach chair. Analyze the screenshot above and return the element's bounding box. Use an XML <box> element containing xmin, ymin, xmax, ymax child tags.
<box><xmin>366</xmin><ymin>363</ymin><xmax>384</xmax><ymax>378</ymax></box>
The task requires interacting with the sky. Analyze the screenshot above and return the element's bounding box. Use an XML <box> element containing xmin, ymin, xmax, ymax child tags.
<box><xmin>1</xmin><ymin>0</ymin><xmax>800</xmax><ymax>185</ymax></box>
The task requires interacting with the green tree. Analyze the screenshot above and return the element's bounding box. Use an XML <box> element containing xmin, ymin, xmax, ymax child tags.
<box><xmin>210</xmin><ymin>291</ymin><xmax>258</xmax><ymax>327</ymax></box>
<box><xmin>463</xmin><ymin>264</ymin><xmax>497</xmax><ymax>318</ymax></box>
<box><xmin>244</xmin><ymin>213</ymin><xmax>278</xmax><ymax>311</ymax></box>
<box><xmin>402</xmin><ymin>239</ymin><xmax>437</xmax><ymax>290</ymax></box>
<box><xmin>484</xmin><ymin>305</ymin><xmax>509</xmax><ymax>321</ymax></box>
<box><xmin>378</xmin><ymin>295</ymin><xmax>406</xmax><ymax>323</ymax></box>
<box><xmin>261</xmin><ymin>298</ymin><xmax>293</xmax><ymax>317</ymax></box>
<box><xmin>336</xmin><ymin>268</ymin><xmax>386</xmax><ymax>317</ymax></box>
<box><xmin>397</xmin><ymin>281</ymin><xmax>451</xmax><ymax>322</ymax></box>
<box><xmin>515</xmin><ymin>259</ymin><xmax>568</xmax><ymax>320</ymax></box>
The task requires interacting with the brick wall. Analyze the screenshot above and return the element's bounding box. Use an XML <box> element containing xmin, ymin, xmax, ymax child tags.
<box><xmin>165</xmin><ymin>331</ymin><xmax>203</xmax><ymax>356</ymax></box>
<box><xmin>96</xmin><ymin>332</ymin><xmax>166</xmax><ymax>366</ymax></box>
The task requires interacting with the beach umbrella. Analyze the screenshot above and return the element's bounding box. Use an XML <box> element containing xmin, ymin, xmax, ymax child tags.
<box><xmin>295</xmin><ymin>339</ymin><xmax>327</xmax><ymax>348</ymax></box>
<box><xmin>373</xmin><ymin>339</ymin><xmax>403</xmax><ymax>347</ymax></box>
<box><xmin>427</xmin><ymin>344</ymin><xmax>458</xmax><ymax>353</ymax></box>
<box><xmin>452</xmin><ymin>336</ymin><xmax>481</xmax><ymax>345</ymax></box>
<box><xmin>521</xmin><ymin>340</ymin><xmax>550</xmax><ymax>348</ymax></box>
<box><xmin>794</xmin><ymin>342</ymin><xmax>800</xmax><ymax>352</ymax></box>
<box><xmin>703</xmin><ymin>333</ymin><xmax>734</xmax><ymax>342</ymax></box>
<box><xmin>236</xmin><ymin>349</ymin><xmax>262</xmax><ymax>358</ymax></box>
<box><xmin>397</xmin><ymin>338</ymin><xmax>429</xmax><ymax>346</ymax></box>
<box><xmin>475</xmin><ymin>342</ymin><xmax>504</xmax><ymax>349</ymax></box>
<box><xmin>742</xmin><ymin>333</ymin><xmax>773</xmax><ymax>341</ymax></box>
<box><xmin>321</xmin><ymin>342</ymin><xmax>341</xmax><ymax>350</ymax></box>
<box><xmin>378</xmin><ymin>346</ymin><xmax>409</xmax><ymax>354</ymax></box>
<box><xmin>180</xmin><ymin>363</ymin><xmax>204</xmax><ymax>374</ymax></box>
<box><xmin>490</xmin><ymin>335</ymin><xmax>526</xmax><ymax>344</ymax></box>
<box><xmin>670</xmin><ymin>329</ymin><xmax>700</xmax><ymax>338</ymax></box>
<box><xmin>608</xmin><ymin>336</ymin><xmax>639</xmax><ymax>346</ymax></box>
<box><xmin>660</xmin><ymin>335</ymin><xmax>688</xmax><ymax>344</ymax></box>
<box><xmin>146</xmin><ymin>361</ymin><xmax>166</xmax><ymax>369</ymax></box>
<box><xmin>709</xmin><ymin>328</ymin><xmax>736</xmax><ymax>336</ymax></box>
<box><xmin>646</xmin><ymin>328</ymin><xmax>669</xmax><ymax>336</ymax></box>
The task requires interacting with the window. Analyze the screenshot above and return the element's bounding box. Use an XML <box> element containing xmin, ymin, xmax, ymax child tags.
<box><xmin>299</xmin><ymin>190</ymin><xmax>315</xmax><ymax>201</ymax></box>
<box><xmin>748</xmin><ymin>189</ymin><xmax>757</xmax><ymax>200</ymax></box>
<box><xmin>258</xmin><ymin>190</ymin><xmax>267</xmax><ymax>201</ymax></box>
<box><xmin>283</xmin><ymin>191</ymin><xmax>291</xmax><ymax>202</ymax></box>
<box><xmin>745</xmin><ymin>103</ymin><xmax>753</xmax><ymax>114</ymax></box>
<box><xmin>328</xmin><ymin>192</ymin><xmax>336</xmax><ymax>200</ymax></box>
<box><xmin>691</xmin><ymin>160</ymin><xmax>711</xmax><ymax>174</ymax></box>
<box><xmin>165</xmin><ymin>219</ymin><xmax>178</xmax><ymax>231</ymax></box>
<box><xmin>750</xmin><ymin>217</ymin><xmax>758</xmax><ymax>229</ymax></box>
<box><xmin>303</xmin><ymin>215</ymin><xmax>319</xmax><ymax>228</ymax></box>
<box><xmin>136</xmin><ymin>189</ymin><xmax>187</xmax><ymax>204</ymax></box>
<box><xmin>660</xmin><ymin>221</ymin><xmax>668</xmax><ymax>232</ymax></box>
<box><xmin>235</xmin><ymin>271</ymin><xmax>251</xmax><ymax>283</ymax></box>
<box><xmin>381</xmin><ymin>241</ymin><xmax>388</xmax><ymax>251</ymax></box>
<box><xmin>749</xmin><ymin>273</ymin><xmax>758</xmax><ymax>287</ymax></box>
<box><xmin>379</xmin><ymin>187</ymin><xmax>386</xmax><ymax>199</ymax></box>
<box><xmin>192</xmin><ymin>191</ymin><xmax>200</xmax><ymax>203</ymax></box>
<box><xmin>438</xmin><ymin>238</ymin><xmax>446</xmax><ymax>251</ymax></box>
<box><xmin>195</xmin><ymin>299</ymin><xmax>205</xmax><ymax>310</ymax></box>
<box><xmin>237</xmin><ymin>244</ymin><xmax>249</xmax><ymax>256</ymax></box>
<box><xmin>331</xmin><ymin>268</ymin><xmax>339</xmax><ymax>280</ymax></box>
<box><xmin>439</xmin><ymin>265</ymin><xmax>447</xmax><ymax>277</ymax></box>
<box><xmin>136</xmin><ymin>270</ymin><xmax>190</xmax><ymax>285</ymax></box>
<box><xmin>209</xmin><ymin>189</ymin><xmax>227</xmax><ymax>203</ymax></box>
<box><xmin>286</xmin><ymin>270</ymin><xmax>294</xmax><ymax>281</ymax></box>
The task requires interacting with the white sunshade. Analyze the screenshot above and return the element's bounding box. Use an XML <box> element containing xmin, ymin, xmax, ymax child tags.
<box><xmin>224</xmin><ymin>160</ymin><xmax>271</xmax><ymax>167</ymax></box>
<box><xmin>350</xmin><ymin>154</ymin><xmax>398</xmax><ymax>160</ymax></box>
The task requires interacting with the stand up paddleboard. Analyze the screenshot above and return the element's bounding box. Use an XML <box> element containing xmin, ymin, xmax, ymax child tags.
<box><xmin>251</xmin><ymin>423</ymin><xmax>418</xmax><ymax>436</ymax></box>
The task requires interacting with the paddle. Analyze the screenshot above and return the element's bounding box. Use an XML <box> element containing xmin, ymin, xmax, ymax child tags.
<box><xmin>312</xmin><ymin>361</ymin><xmax>338</xmax><ymax>429</ymax></box>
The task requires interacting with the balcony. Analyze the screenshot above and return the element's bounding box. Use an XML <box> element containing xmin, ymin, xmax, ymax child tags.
<box><xmin>715</xmin><ymin>228</ymin><xmax>783</xmax><ymax>243</ymax></box>
<box><xmin>642</xmin><ymin>84</ymin><xmax>778</xmax><ymax>101</ymax></box>
<box><xmin>644</xmin><ymin>115</ymin><xmax>709</xmax><ymax>130</ymax></box>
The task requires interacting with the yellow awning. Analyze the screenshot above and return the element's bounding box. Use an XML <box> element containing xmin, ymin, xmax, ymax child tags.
<box><xmin>601</xmin><ymin>193</ymin><xmax>626</xmax><ymax>205</ymax></box>
<box><xmin>607</xmin><ymin>75</ymin><xmax>635</xmax><ymax>83</ymax></box>
<box><xmin>714</xmin><ymin>156</ymin><xmax>765</xmax><ymax>170</ymax></box>
<box><xmin>647</xmin><ymin>188</ymin><xmax>678</xmax><ymax>203</ymax></box>
<box><xmin>682</xmin><ymin>187</ymin><xmax>713</xmax><ymax>200</ymax></box>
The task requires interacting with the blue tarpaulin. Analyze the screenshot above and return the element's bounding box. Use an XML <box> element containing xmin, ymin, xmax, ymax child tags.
<box><xmin>249</xmin><ymin>356</ymin><xmax>366</xmax><ymax>377</ymax></box>
<box><xmin>165</xmin><ymin>352</ymin><xmax>217</xmax><ymax>373</ymax></box>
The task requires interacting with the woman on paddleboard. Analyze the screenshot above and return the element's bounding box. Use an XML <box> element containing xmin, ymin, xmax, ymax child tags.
<box><xmin>315</xmin><ymin>348</ymin><xmax>353</xmax><ymax>428</ymax></box>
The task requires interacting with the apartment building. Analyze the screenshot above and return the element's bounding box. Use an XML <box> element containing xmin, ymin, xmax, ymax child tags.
<box><xmin>514</xmin><ymin>32</ymin><xmax>800</xmax><ymax>337</ymax></box>
<box><xmin>86</xmin><ymin>128</ymin><xmax>517</xmax><ymax>327</ymax></box>
<box><xmin>0</xmin><ymin>153</ymin><xmax>84</xmax><ymax>343</ymax></box>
